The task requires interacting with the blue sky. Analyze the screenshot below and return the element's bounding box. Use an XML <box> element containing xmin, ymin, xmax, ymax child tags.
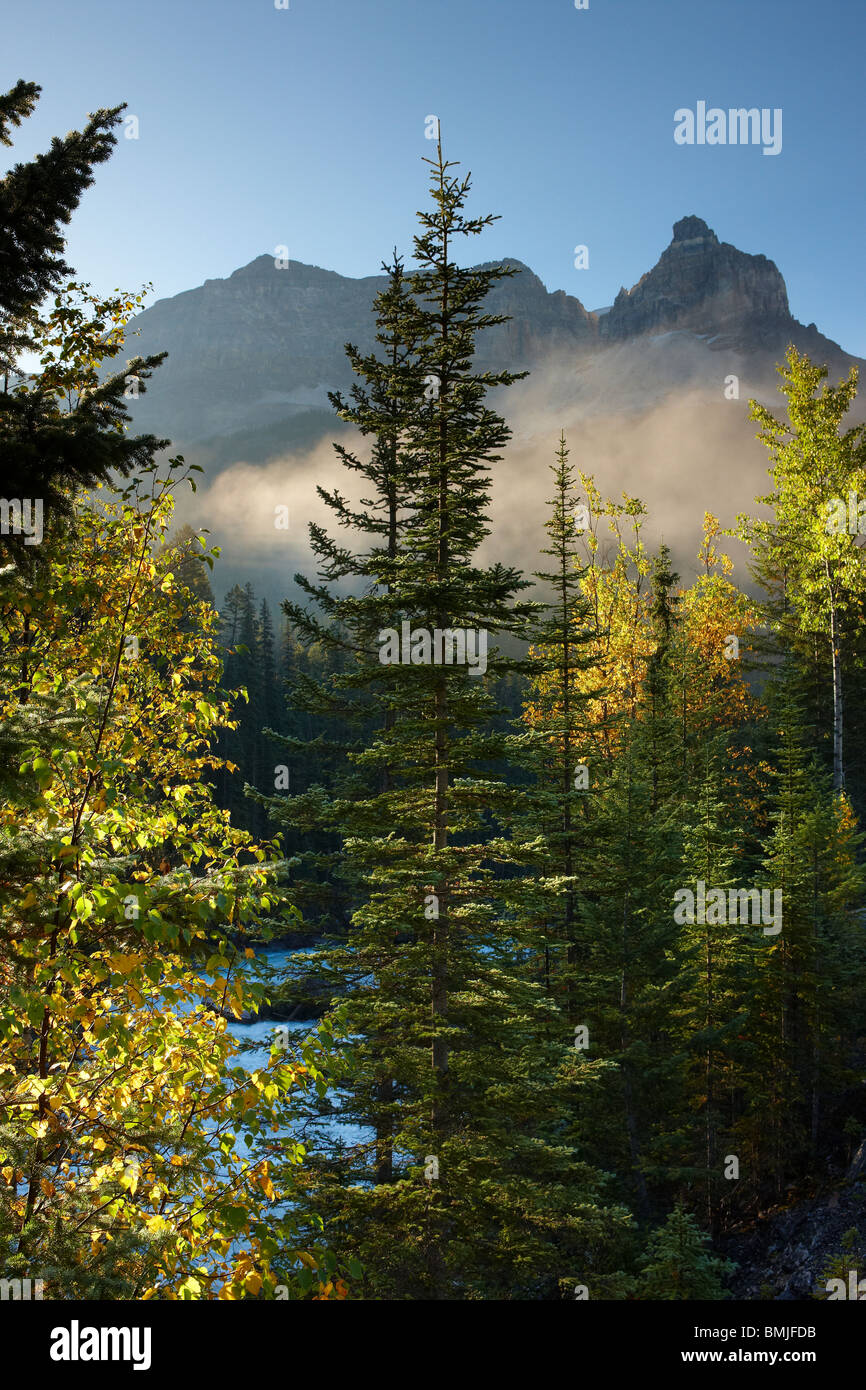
<box><xmin>4</xmin><ymin>0</ymin><xmax>865</xmax><ymax>353</ymax></box>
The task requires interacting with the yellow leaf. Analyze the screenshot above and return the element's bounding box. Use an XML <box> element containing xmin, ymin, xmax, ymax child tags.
<box><xmin>107</xmin><ymin>953</ymin><xmax>141</xmax><ymax>975</ymax></box>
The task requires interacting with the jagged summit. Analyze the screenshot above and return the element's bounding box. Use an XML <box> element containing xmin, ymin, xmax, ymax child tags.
<box><xmin>671</xmin><ymin>214</ymin><xmax>718</xmax><ymax>244</ymax></box>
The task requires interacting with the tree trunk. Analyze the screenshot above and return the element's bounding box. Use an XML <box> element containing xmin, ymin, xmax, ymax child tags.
<box><xmin>824</xmin><ymin>560</ymin><xmax>844</xmax><ymax>791</ymax></box>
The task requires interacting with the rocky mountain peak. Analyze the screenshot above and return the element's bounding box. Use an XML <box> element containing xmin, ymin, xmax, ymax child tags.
<box><xmin>601</xmin><ymin>215</ymin><xmax>790</xmax><ymax>347</ymax></box>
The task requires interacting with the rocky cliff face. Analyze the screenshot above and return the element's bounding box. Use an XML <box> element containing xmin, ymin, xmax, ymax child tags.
<box><xmin>126</xmin><ymin>256</ymin><xmax>389</xmax><ymax>443</ymax></box>
<box><xmin>476</xmin><ymin>258</ymin><xmax>596</xmax><ymax>366</ymax></box>
<box><xmin>600</xmin><ymin>215</ymin><xmax>791</xmax><ymax>349</ymax></box>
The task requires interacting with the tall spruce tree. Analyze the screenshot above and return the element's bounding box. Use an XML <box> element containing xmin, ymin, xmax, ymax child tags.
<box><xmin>673</xmin><ymin>740</ymin><xmax>756</xmax><ymax>1233</ymax></box>
<box><xmin>513</xmin><ymin>433</ymin><xmax>600</xmax><ymax>1019</ymax></box>
<box><xmin>263</xmin><ymin>141</ymin><xmax>634</xmax><ymax>1299</ymax></box>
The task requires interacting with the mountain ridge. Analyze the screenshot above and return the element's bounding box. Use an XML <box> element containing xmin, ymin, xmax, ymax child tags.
<box><xmin>123</xmin><ymin>216</ymin><xmax>862</xmax><ymax>469</ymax></box>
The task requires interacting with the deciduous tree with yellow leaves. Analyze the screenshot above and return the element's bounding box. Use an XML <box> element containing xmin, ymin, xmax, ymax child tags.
<box><xmin>0</xmin><ymin>416</ymin><xmax>341</xmax><ymax>1304</ymax></box>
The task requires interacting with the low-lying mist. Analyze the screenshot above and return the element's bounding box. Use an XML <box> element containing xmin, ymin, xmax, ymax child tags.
<box><xmin>169</xmin><ymin>341</ymin><xmax>859</xmax><ymax>615</ymax></box>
